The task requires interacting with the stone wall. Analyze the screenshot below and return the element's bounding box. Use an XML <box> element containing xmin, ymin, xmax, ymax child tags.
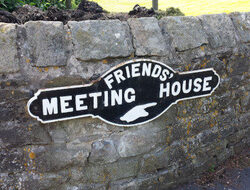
<box><xmin>0</xmin><ymin>12</ymin><xmax>249</xmax><ymax>189</ymax></box>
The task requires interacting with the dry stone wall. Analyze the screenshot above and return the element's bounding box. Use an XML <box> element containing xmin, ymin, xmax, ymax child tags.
<box><xmin>0</xmin><ymin>12</ymin><xmax>249</xmax><ymax>189</ymax></box>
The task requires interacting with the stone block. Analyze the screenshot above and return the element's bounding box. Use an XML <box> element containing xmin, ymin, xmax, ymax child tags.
<box><xmin>26</xmin><ymin>144</ymin><xmax>89</xmax><ymax>172</ymax></box>
<box><xmin>66</xmin><ymin>56</ymin><xmax>112</xmax><ymax>80</ymax></box>
<box><xmin>230</xmin><ymin>12</ymin><xmax>250</xmax><ymax>43</ymax></box>
<box><xmin>60</xmin><ymin>183</ymin><xmax>106</xmax><ymax>190</ymax></box>
<box><xmin>196</xmin><ymin>127</ymin><xmax>219</xmax><ymax>145</ymax></box>
<box><xmin>227</xmin><ymin>52</ymin><xmax>249</xmax><ymax>76</ymax></box>
<box><xmin>113</xmin><ymin>122</ymin><xmax>167</xmax><ymax>158</ymax></box>
<box><xmin>48</xmin><ymin>127</ymin><xmax>67</xmax><ymax>144</ymax></box>
<box><xmin>0</xmin><ymin>121</ymin><xmax>51</xmax><ymax>148</ymax></box>
<box><xmin>199</xmin><ymin>14</ymin><xmax>237</xmax><ymax>48</ymax></box>
<box><xmin>128</xmin><ymin>17</ymin><xmax>169</xmax><ymax>56</ymax></box>
<box><xmin>56</xmin><ymin>118</ymin><xmax>112</xmax><ymax>145</ymax></box>
<box><xmin>109</xmin><ymin>178</ymin><xmax>140</xmax><ymax>190</ymax></box>
<box><xmin>0</xmin><ymin>148</ymin><xmax>24</xmax><ymax>173</ymax></box>
<box><xmin>139</xmin><ymin>147</ymin><xmax>171</xmax><ymax>174</ymax></box>
<box><xmin>0</xmin><ymin>172</ymin><xmax>18</xmax><ymax>189</ymax></box>
<box><xmin>89</xmin><ymin>139</ymin><xmax>120</xmax><ymax>164</ymax></box>
<box><xmin>191</xmin><ymin>56</ymin><xmax>227</xmax><ymax>76</ymax></box>
<box><xmin>80</xmin><ymin>158</ymin><xmax>139</xmax><ymax>183</ymax></box>
<box><xmin>0</xmin><ymin>23</ymin><xmax>19</xmax><ymax>73</ymax></box>
<box><xmin>109</xmin><ymin>176</ymin><xmax>162</xmax><ymax>190</ymax></box>
<box><xmin>19</xmin><ymin>21</ymin><xmax>69</xmax><ymax>67</ymax></box>
<box><xmin>21</xmin><ymin>171</ymin><xmax>69</xmax><ymax>190</ymax></box>
<box><xmin>0</xmin><ymin>100</ymin><xmax>30</xmax><ymax>122</ymax></box>
<box><xmin>0</xmin><ymin>89</ymin><xmax>29</xmax><ymax>103</ymax></box>
<box><xmin>68</xmin><ymin>20</ymin><xmax>134</xmax><ymax>60</ymax></box>
<box><xmin>159</xmin><ymin>16</ymin><xmax>208</xmax><ymax>51</ymax></box>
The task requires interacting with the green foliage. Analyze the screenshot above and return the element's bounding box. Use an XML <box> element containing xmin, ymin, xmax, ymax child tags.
<box><xmin>0</xmin><ymin>0</ymin><xmax>67</xmax><ymax>12</ymax></box>
<box><xmin>156</xmin><ymin>7</ymin><xmax>185</xmax><ymax>19</ymax></box>
<box><xmin>72</xmin><ymin>0</ymin><xmax>81</xmax><ymax>9</ymax></box>
<box><xmin>0</xmin><ymin>0</ymin><xmax>23</xmax><ymax>12</ymax></box>
<box><xmin>165</xmin><ymin>7</ymin><xmax>185</xmax><ymax>16</ymax></box>
<box><xmin>209</xmin><ymin>164</ymin><xmax>216</xmax><ymax>172</ymax></box>
<box><xmin>25</xmin><ymin>0</ymin><xmax>66</xmax><ymax>10</ymax></box>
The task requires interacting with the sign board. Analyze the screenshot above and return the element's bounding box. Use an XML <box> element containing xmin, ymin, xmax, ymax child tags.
<box><xmin>27</xmin><ymin>59</ymin><xmax>220</xmax><ymax>126</ymax></box>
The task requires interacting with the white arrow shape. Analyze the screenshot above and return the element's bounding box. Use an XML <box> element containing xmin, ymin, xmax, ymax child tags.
<box><xmin>120</xmin><ymin>102</ymin><xmax>157</xmax><ymax>123</ymax></box>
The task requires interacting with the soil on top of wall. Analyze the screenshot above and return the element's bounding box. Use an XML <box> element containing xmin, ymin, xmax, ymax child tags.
<box><xmin>0</xmin><ymin>1</ymin><xmax>157</xmax><ymax>24</ymax></box>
